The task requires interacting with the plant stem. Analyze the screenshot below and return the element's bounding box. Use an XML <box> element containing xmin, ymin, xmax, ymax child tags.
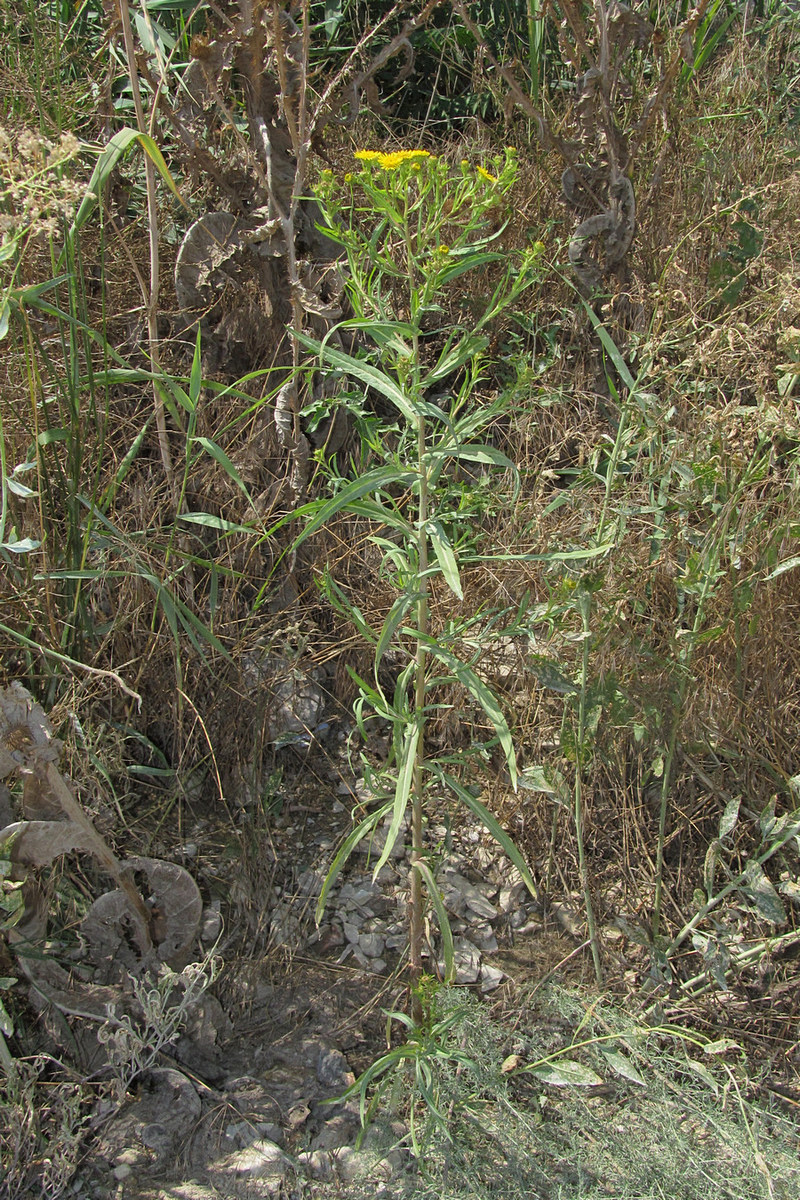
<box><xmin>410</xmin><ymin>349</ymin><xmax>429</xmax><ymax>1024</ymax></box>
<box><xmin>116</xmin><ymin>0</ymin><xmax>175</xmax><ymax>499</ymax></box>
<box><xmin>576</xmin><ymin>590</ymin><xmax>603</xmax><ymax>985</ymax></box>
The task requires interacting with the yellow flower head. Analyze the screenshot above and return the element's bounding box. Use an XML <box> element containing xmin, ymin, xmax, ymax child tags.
<box><xmin>378</xmin><ymin>149</ymin><xmax>432</xmax><ymax>170</ymax></box>
<box><xmin>355</xmin><ymin>149</ymin><xmax>433</xmax><ymax>171</ymax></box>
<box><xmin>476</xmin><ymin>165</ymin><xmax>498</xmax><ymax>184</ymax></box>
<box><xmin>437</xmin><ymin>245</ymin><xmax>450</xmax><ymax>255</ymax></box>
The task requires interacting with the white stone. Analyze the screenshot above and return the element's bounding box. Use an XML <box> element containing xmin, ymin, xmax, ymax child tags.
<box><xmin>480</xmin><ymin>964</ymin><xmax>506</xmax><ymax>993</ymax></box>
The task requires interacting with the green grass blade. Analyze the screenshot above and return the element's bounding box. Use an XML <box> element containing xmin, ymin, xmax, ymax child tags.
<box><xmin>193</xmin><ymin>436</ymin><xmax>255</xmax><ymax>508</ymax></box>
<box><xmin>64</xmin><ymin>128</ymin><xmax>189</xmax><ymax>251</ymax></box>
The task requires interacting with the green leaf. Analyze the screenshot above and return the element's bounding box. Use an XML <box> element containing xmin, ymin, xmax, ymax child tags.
<box><xmin>1</xmin><ymin>537</ymin><xmax>41</xmax><ymax>553</ymax></box>
<box><xmin>417</xmin><ymin>638</ymin><xmax>516</xmax><ymax>786</ymax></box>
<box><xmin>0</xmin><ymin>995</ymin><xmax>14</xmax><ymax>1036</ymax></box>
<box><xmin>718</xmin><ymin>796</ymin><xmax>740</xmax><ymax>841</ymax></box>
<box><xmin>345</xmin><ymin>498</ymin><xmax>412</xmax><ymax>536</ymax></box>
<box><xmin>740</xmin><ymin>863</ymin><xmax>786</xmax><ymax>925</ymax></box>
<box><xmin>583</xmin><ymin>306</ymin><xmax>637</xmax><ymax>392</ymax></box>
<box><xmin>527</xmin><ymin>655</ymin><xmax>577</xmax><ymax>694</ymax></box>
<box><xmin>434</xmin><ymin>768</ymin><xmax>537</xmax><ymax>900</ymax></box>
<box><xmin>315</xmin><ymin>801</ymin><xmax>394</xmax><ymax>924</ymax></box>
<box><xmin>438</xmin><ymin>250</ymin><xmax>505</xmax><ymax>285</ymax></box>
<box><xmin>426</xmin><ymin>444</ymin><xmax>516</xmax><ymax>472</ymax></box>
<box><xmin>371</xmin><ymin>723</ymin><xmax>419</xmax><ymax>878</ymax></box>
<box><xmin>288</xmin><ymin>465</ymin><xmax>417</xmax><ymax>549</ymax></box>
<box><xmin>428</xmin><ymin>520</ymin><xmax>463</xmax><ymax>599</ymax></box>
<box><xmin>189</xmin><ymin>326</ymin><xmax>203</xmax><ymax>409</ymax></box>
<box><xmin>179</xmin><ymin>512</ymin><xmax>256</xmax><ymax>534</ymax></box>
<box><xmin>599</xmin><ymin>1047</ymin><xmax>645</xmax><ymax>1086</ymax></box>
<box><xmin>412</xmin><ymin>858</ymin><xmax>455</xmax><ymax>984</ymax></box>
<box><xmin>375</xmin><ymin>591</ymin><xmax>417</xmax><ymax>668</ymax></box>
<box><xmin>294</xmin><ymin>331</ymin><xmax>417</xmax><ymax>422</ymax></box>
<box><xmin>64</xmin><ymin>128</ymin><xmax>188</xmax><ymax>252</ymax></box>
<box><xmin>528</xmin><ymin>1059</ymin><xmax>603</xmax><ymax>1087</ymax></box>
<box><xmin>518</xmin><ymin>764</ymin><xmax>571</xmax><ymax>807</ymax></box>
<box><xmin>193</xmin><ymin>436</ymin><xmax>254</xmax><ymax>507</ymax></box>
<box><xmin>766</xmin><ymin>556</ymin><xmax>800</xmax><ymax>580</ymax></box>
<box><xmin>422</xmin><ymin>333</ymin><xmax>489</xmax><ymax>387</ymax></box>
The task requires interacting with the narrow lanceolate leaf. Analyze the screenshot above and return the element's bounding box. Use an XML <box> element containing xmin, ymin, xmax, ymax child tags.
<box><xmin>435</xmin><ymin>768</ymin><xmax>537</xmax><ymax>900</ymax></box>
<box><xmin>189</xmin><ymin>326</ymin><xmax>203</xmax><ymax>409</ymax></box>
<box><xmin>438</xmin><ymin>250</ymin><xmax>505</xmax><ymax>285</ymax></box>
<box><xmin>193</xmin><ymin>437</ymin><xmax>254</xmax><ymax>507</ymax></box>
<box><xmin>528</xmin><ymin>1060</ymin><xmax>603</xmax><ymax>1087</ymax></box>
<box><xmin>416</xmin><ymin>637</ymin><xmax>516</xmax><ymax>787</ymax></box>
<box><xmin>294</xmin><ymin>330</ymin><xmax>417</xmax><ymax>423</ymax></box>
<box><xmin>345</xmin><ymin>498</ymin><xmax>412</xmax><ymax>537</ymax></box>
<box><xmin>179</xmin><ymin>512</ymin><xmax>257</xmax><ymax>535</ymax></box>
<box><xmin>288</xmin><ymin>465</ymin><xmax>417</xmax><ymax>549</ymax></box>
<box><xmin>428</xmin><ymin>521</ymin><xmax>463</xmax><ymax>599</ymax></box>
<box><xmin>375</xmin><ymin>591</ymin><xmax>417</xmax><ymax>669</ymax></box>
<box><xmin>371</xmin><ymin>723</ymin><xmax>419</xmax><ymax>879</ymax></box>
<box><xmin>412</xmin><ymin>858</ymin><xmax>455</xmax><ymax>984</ymax></box>
<box><xmin>426</xmin><ymin>444</ymin><xmax>517</xmax><ymax>471</ymax></box>
<box><xmin>766</xmin><ymin>556</ymin><xmax>800</xmax><ymax>580</ymax></box>
<box><xmin>583</xmin><ymin>305</ymin><xmax>637</xmax><ymax>392</ymax></box>
<box><xmin>315</xmin><ymin>801</ymin><xmax>394</xmax><ymax>925</ymax></box>
<box><xmin>422</xmin><ymin>332</ymin><xmax>489</xmax><ymax>387</ymax></box>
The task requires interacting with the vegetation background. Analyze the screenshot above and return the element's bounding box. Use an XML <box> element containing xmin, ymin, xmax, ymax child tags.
<box><xmin>0</xmin><ymin>1</ymin><xmax>799</xmax><ymax>1196</ymax></box>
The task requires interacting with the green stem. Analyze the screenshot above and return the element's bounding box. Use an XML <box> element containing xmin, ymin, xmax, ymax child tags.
<box><xmin>576</xmin><ymin>591</ymin><xmax>603</xmax><ymax>986</ymax></box>
<box><xmin>410</xmin><ymin>330</ymin><xmax>428</xmax><ymax>1025</ymax></box>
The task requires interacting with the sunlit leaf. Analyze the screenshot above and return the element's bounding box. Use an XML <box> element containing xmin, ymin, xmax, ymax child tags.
<box><xmin>412</xmin><ymin>858</ymin><xmax>455</xmax><ymax>984</ymax></box>
<box><xmin>528</xmin><ymin>1059</ymin><xmax>603</xmax><ymax>1087</ymax></box>
<box><xmin>599</xmin><ymin>1047</ymin><xmax>645</xmax><ymax>1085</ymax></box>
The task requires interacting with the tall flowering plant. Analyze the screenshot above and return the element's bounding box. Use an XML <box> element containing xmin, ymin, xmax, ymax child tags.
<box><xmin>291</xmin><ymin>146</ymin><xmax>543</xmax><ymax>1017</ymax></box>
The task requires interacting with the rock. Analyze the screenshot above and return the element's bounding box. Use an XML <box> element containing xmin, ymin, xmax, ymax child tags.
<box><xmin>316</xmin><ymin>1046</ymin><xmax>352</xmax><ymax>1089</ymax></box>
<box><xmin>297</xmin><ymin>867</ymin><xmax>324</xmax><ymax>897</ymax></box>
<box><xmin>449</xmin><ymin>937</ymin><xmax>481</xmax><ymax>984</ymax></box>
<box><xmin>310</xmin><ymin>1111</ymin><xmax>361</xmax><ymax>1152</ymax></box>
<box><xmin>498</xmin><ymin>878</ymin><xmax>527</xmax><ymax>914</ymax></box>
<box><xmin>112</xmin><ymin>1164</ymin><xmax>132</xmax><ymax>1182</ymax></box>
<box><xmin>333</xmin><ymin>1146</ymin><xmax>397</xmax><ymax>1184</ymax></box>
<box><xmin>358</xmin><ymin>931</ymin><xmax>385</xmax><ymax>958</ymax></box>
<box><xmin>480</xmin><ymin>964</ymin><xmax>506</xmax><ymax>993</ymax></box>
<box><xmin>208</xmin><ymin>1138</ymin><xmax>289</xmax><ymax>1189</ymax></box>
<box><xmin>442</xmin><ymin>869</ymin><xmax>499</xmax><ymax>920</ymax></box>
<box><xmin>297</xmin><ymin>1148</ymin><xmax>333</xmax><ymax>1180</ymax></box>
<box><xmin>200</xmin><ymin>903</ymin><xmax>222</xmax><ymax>944</ymax></box>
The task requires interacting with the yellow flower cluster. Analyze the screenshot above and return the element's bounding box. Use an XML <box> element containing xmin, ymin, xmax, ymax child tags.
<box><xmin>354</xmin><ymin>149</ymin><xmax>433</xmax><ymax>171</ymax></box>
